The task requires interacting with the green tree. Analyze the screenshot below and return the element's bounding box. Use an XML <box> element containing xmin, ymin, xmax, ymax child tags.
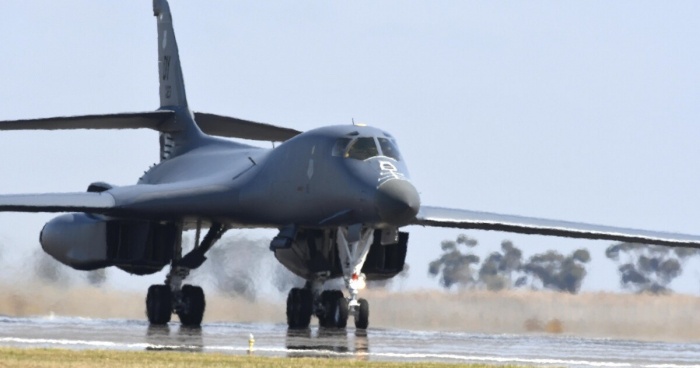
<box><xmin>523</xmin><ymin>249</ymin><xmax>590</xmax><ymax>294</ymax></box>
<box><xmin>428</xmin><ymin>235</ymin><xmax>480</xmax><ymax>289</ymax></box>
<box><xmin>477</xmin><ymin>240</ymin><xmax>525</xmax><ymax>291</ymax></box>
<box><xmin>605</xmin><ymin>242</ymin><xmax>698</xmax><ymax>294</ymax></box>
<box><xmin>430</xmin><ymin>235</ymin><xmax>590</xmax><ymax>293</ymax></box>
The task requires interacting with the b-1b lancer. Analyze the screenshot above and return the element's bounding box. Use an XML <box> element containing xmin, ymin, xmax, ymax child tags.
<box><xmin>2</xmin><ymin>0</ymin><xmax>699</xmax><ymax>329</ymax></box>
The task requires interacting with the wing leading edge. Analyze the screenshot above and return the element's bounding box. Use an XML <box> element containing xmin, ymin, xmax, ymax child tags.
<box><xmin>0</xmin><ymin>193</ymin><xmax>116</xmax><ymax>214</ymax></box>
<box><xmin>413</xmin><ymin>206</ymin><xmax>700</xmax><ymax>248</ymax></box>
<box><xmin>0</xmin><ymin>111</ymin><xmax>300</xmax><ymax>142</ymax></box>
<box><xmin>0</xmin><ymin>112</ymin><xmax>174</xmax><ymax>131</ymax></box>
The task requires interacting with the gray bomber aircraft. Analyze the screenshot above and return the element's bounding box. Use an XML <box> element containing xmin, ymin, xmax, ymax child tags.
<box><xmin>2</xmin><ymin>0</ymin><xmax>700</xmax><ymax>329</ymax></box>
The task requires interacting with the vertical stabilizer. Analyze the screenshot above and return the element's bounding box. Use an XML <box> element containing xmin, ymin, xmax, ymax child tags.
<box><xmin>154</xmin><ymin>0</ymin><xmax>188</xmax><ymax>108</ymax></box>
<box><xmin>152</xmin><ymin>0</ymin><xmax>204</xmax><ymax>160</ymax></box>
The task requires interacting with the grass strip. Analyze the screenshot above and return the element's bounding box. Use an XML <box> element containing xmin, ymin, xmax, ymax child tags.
<box><xmin>0</xmin><ymin>347</ymin><xmax>532</xmax><ymax>368</ymax></box>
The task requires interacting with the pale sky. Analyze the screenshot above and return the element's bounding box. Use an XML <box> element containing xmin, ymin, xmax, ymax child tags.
<box><xmin>1</xmin><ymin>1</ymin><xmax>699</xmax><ymax>294</ymax></box>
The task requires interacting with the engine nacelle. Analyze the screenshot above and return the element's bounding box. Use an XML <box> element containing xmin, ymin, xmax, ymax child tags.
<box><xmin>40</xmin><ymin>213</ymin><xmax>176</xmax><ymax>275</ymax></box>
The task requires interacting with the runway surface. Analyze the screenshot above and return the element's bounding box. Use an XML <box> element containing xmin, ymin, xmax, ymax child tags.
<box><xmin>1</xmin><ymin>316</ymin><xmax>699</xmax><ymax>367</ymax></box>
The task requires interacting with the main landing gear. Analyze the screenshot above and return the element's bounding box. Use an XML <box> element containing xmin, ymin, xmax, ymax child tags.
<box><xmin>286</xmin><ymin>225</ymin><xmax>373</xmax><ymax>330</ymax></box>
<box><xmin>146</xmin><ymin>223</ymin><xmax>227</xmax><ymax>326</ymax></box>
<box><xmin>146</xmin><ymin>283</ymin><xmax>205</xmax><ymax>325</ymax></box>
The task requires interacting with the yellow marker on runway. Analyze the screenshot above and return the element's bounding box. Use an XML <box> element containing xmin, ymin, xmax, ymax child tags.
<box><xmin>248</xmin><ymin>333</ymin><xmax>255</xmax><ymax>354</ymax></box>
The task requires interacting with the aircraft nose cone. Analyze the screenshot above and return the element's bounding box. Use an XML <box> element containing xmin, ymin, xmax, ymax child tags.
<box><xmin>376</xmin><ymin>180</ymin><xmax>421</xmax><ymax>226</ymax></box>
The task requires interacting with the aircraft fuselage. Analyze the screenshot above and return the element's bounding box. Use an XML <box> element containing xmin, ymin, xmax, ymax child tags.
<box><xmin>129</xmin><ymin>124</ymin><xmax>420</xmax><ymax>229</ymax></box>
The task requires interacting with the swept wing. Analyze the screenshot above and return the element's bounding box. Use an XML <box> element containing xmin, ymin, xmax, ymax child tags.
<box><xmin>0</xmin><ymin>193</ymin><xmax>116</xmax><ymax>214</ymax></box>
<box><xmin>0</xmin><ymin>111</ymin><xmax>299</xmax><ymax>142</ymax></box>
<box><xmin>193</xmin><ymin>112</ymin><xmax>300</xmax><ymax>141</ymax></box>
<box><xmin>0</xmin><ymin>112</ymin><xmax>173</xmax><ymax>131</ymax></box>
<box><xmin>413</xmin><ymin>206</ymin><xmax>700</xmax><ymax>248</ymax></box>
<box><xmin>0</xmin><ymin>180</ymin><xmax>242</xmax><ymax>224</ymax></box>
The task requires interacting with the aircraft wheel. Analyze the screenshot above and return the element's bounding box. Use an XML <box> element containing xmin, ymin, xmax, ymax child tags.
<box><xmin>146</xmin><ymin>284</ymin><xmax>172</xmax><ymax>325</ymax></box>
<box><xmin>286</xmin><ymin>288</ymin><xmax>312</xmax><ymax>329</ymax></box>
<box><xmin>321</xmin><ymin>290</ymin><xmax>348</xmax><ymax>328</ymax></box>
<box><xmin>355</xmin><ymin>298</ymin><xmax>369</xmax><ymax>329</ymax></box>
<box><xmin>177</xmin><ymin>285</ymin><xmax>205</xmax><ymax>326</ymax></box>
<box><xmin>334</xmin><ymin>294</ymin><xmax>349</xmax><ymax>328</ymax></box>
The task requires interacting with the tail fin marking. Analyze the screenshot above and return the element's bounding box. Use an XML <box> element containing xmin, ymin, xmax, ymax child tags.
<box><xmin>154</xmin><ymin>0</ymin><xmax>188</xmax><ymax>109</ymax></box>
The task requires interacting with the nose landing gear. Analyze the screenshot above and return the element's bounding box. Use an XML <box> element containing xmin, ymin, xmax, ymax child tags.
<box><xmin>337</xmin><ymin>226</ymin><xmax>374</xmax><ymax>329</ymax></box>
<box><xmin>284</xmin><ymin>225</ymin><xmax>374</xmax><ymax>330</ymax></box>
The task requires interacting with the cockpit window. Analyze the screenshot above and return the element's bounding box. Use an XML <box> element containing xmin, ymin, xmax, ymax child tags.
<box><xmin>332</xmin><ymin>138</ymin><xmax>352</xmax><ymax>157</ymax></box>
<box><xmin>346</xmin><ymin>137</ymin><xmax>379</xmax><ymax>160</ymax></box>
<box><xmin>333</xmin><ymin>136</ymin><xmax>400</xmax><ymax>161</ymax></box>
<box><xmin>378</xmin><ymin>137</ymin><xmax>402</xmax><ymax>161</ymax></box>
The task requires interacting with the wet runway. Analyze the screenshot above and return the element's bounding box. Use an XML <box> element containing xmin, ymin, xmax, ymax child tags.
<box><xmin>1</xmin><ymin>316</ymin><xmax>700</xmax><ymax>367</ymax></box>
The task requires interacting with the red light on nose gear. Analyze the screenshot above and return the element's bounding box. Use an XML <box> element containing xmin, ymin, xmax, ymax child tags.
<box><xmin>352</xmin><ymin>273</ymin><xmax>358</xmax><ymax>281</ymax></box>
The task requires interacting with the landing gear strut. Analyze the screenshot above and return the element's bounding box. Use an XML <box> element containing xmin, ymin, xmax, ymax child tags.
<box><xmin>146</xmin><ymin>222</ymin><xmax>227</xmax><ymax>326</ymax></box>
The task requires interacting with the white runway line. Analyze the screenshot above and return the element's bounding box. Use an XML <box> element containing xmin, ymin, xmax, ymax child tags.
<box><xmin>2</xmin><ymin>336</ymin><xmax>700</xmax><ymax>368</ymax></box>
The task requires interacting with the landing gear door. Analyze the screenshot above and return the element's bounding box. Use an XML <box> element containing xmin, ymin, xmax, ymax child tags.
<box><xmin>362</xmin><ymin>230</ymin><xmax>408</xmax><ymax>281</ymax></box>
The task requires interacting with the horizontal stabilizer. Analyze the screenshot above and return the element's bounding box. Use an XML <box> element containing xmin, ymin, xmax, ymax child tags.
<box><xmin>194</xmin><ymin>112</ymin><xmax>301</xmax><ymax>141</ymax></box>
<box><xmin>0</xmin><ymin>111</ymin><xmax>174</xmax><ymax>131</ymax></box>
<box><xmin>414</xmin><ymin>206</ymin><xmax>700</xmax><ymax>248</ymax></box>
<box><xmin>0</xmin><ymin>193</ymin><xmax>116</xmax><ymax>213</ymax></box>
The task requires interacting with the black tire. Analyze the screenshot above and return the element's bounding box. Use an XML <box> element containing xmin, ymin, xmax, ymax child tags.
<box><xmin>298</xmin><ymin>288</ymin><xmax>313</xmax><ymax>328</ymax></box>
<box><xmin>286</xmin><ymin>288</ymin><xmax>312</xmax><ymax>329</ymax></box>
<box><xmin>146</xmin><ymin>284</ymin><xmax>172</xmax><ymax>325</ymax></box>
<box><xmin>319</xmin><ymin>290</ymin><xmax>335</xmax><ymax>328</ymax></box>
<box><xmin>355</xmin><ymin>298</ymin><xmax>369</xmax><ymax>329</ymax></box>
<box><xmin>335</xmin><ymin>294</ymin><xmax>349</xmax><ymax>328</ymax></box>
<box><xmin>177</xmin><ymin>285</ymin><xmax>206</xmax><ymax>326</ymax></box>
<box><xmin>321</xmin><ymin>290</ymin><xmax>348</xmax><ymax>328</ymax></box>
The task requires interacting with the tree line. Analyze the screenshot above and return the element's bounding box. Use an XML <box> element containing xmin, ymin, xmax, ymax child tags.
<box><xmin>14</xmin><ymin>233</ymin><xmax>700</xmax><ymax>296</ymax></box>
<box><xmin>429</xmin><ymin>234</ymin><xmax>700</xmax><ymax>294</ymax></box>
